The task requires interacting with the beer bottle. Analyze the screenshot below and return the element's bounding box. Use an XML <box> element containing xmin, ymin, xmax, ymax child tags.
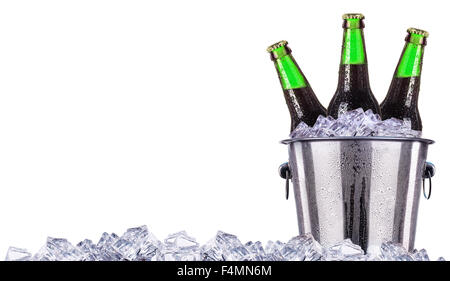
<box><xmin>380</xmin><ymin>28</ymin><xmax>428</xmax><ymax>131</ymax></box>
<box><xmin>327</xmin><ymin>13</ymin><xmax>380</xmax><ymax>118</ymax></box>
<box><xmin>267</xmin><ymin>40</ymin><xmax>326</xmax><ymax>131</ymax></box>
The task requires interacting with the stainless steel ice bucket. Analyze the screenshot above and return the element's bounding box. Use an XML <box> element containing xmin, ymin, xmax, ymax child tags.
<box><xmin>279</xmin><ymin>137</ymin><xmax>435</xmax><ymax>253</ymax></box>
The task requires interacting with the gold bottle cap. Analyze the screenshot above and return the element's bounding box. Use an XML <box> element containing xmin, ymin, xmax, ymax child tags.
<box><xmin>267</xmin><ymin>40</ymin><xmax>288</xmax><ymax>52</ymax></box>
<box><xmin>407</xmin><ymin>27</ymin><xmax>429</xmax><ymax>38</ymax></box>
<box><xmin>342</xmin><ymin>13</ymin><xmax>365</xmax><ymax>20</ymax></box>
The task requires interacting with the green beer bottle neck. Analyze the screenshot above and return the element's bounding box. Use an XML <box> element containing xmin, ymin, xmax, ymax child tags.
<box><xmin>271</xmin><ymin>46</ymin><xmax>307</xmax><ymax>90</ymax></box>
<box><xmin>396</xmin><ymin>33</ymin><xmax>425</xmax><ymax>78</ymax></box>
<box><xmin>341</xmin><ymin>19</ymin><xmax>366</xmax><ymax>65</ymax></box>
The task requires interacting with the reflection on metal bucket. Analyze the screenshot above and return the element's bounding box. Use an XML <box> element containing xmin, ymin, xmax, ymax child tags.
<box><xmin>280</xmin><ymin>137</ymin><xmax>435</xmax><ymax>253</ymax></box>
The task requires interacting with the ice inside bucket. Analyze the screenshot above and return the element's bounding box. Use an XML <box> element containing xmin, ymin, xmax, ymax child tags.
<box><xmin>281</xmin><ymin>137</ymin><xmax>434</xmax><ymax>254</ymax></box>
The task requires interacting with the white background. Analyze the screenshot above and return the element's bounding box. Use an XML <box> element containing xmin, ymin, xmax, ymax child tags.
<box><xmin>0</xmin><ymin>0</ymin><xmax>448</xmax><ymax>259</ymax></box>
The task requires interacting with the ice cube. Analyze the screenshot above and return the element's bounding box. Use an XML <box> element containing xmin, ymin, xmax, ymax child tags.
<box><xmin>281</xmin><ymin>233</ymin><xmax>323</xmax><ymax>261</ymax></box>
<box><xmin>244</xmin><ymin>241</ymin><xmax>265</xmax><ymax>261</ymax></box>
<box><xmin>200</xmin><ymin>231</ymin><xmax>250</xmax><ymax>261</ymax></box>
<box><xmin>113</xmin><ymin>225</ymin><xmax>150</xmax><ymax>260</ymax></box>
<box><xmin>33</xmin><ymin>237</ymin><xmax>83</xmax><ymax>261</ymax></box>
<box><xmin>96</xmin><ymin>232</ymin><xmax>122</xmax><ymax>261</ymax></box>
<box><xmin>76</xmin><ymin>239</ymin><xmax>98</xmax><ymax>261</ymax></box>
<box><xmin>313</xmin><ymin>115</ymin><xmax>332</xmax><ymax>127</ymax></box>
<box><xmin>5</xmin><ymin>226</ymin><xmax>444</xmax><ymax>261</ymax></box>
<box><xmin>5</xmin><ymin>247</ymin><xmax>32</xmax><ymax>261</ymax></box>
<box><xmin>137</xmin><ymin>232</ymin><xmax>161</xmax><ymax>261</ymax></box>
<box><xmin>158</xmin><ymin>231</ymin><xmax>200</xmax><ymax>261</ymax></box>
<box><xmin>263</xmin><ymin>240</ymin><xmax>285</xmax><ymax>261</ymax></box>
<box><xmin>289</xmin><ymin>108</ymin><xmax>422</xmax><ymax>138</ymax></box>
<box><xmin>290</xmin><ymin>122</ymin><xmax>311</xmax><ymax>138</ymax></box>
<box><xmin>364</xmin><ymin>109</ymin><xmax>381</xmax><ymax>121</ymax></box>
<box><xmin>380</xmin><ymin>241</ymin><xmax>411</xmax><ymax>261</ymax></box>
<box><xmin>411</xmin><ymin>249</ymin><xmax>430</xmax><ymax>261</ymax></box>
<box><xmin>164</xmin><ymin>230</ymin><xmax>198</xmax><ymax>250</ymax></box>
<box><xmin>324</xmin><ymin>239</ymin><xmax>365</xmax><ymax>261</ymax></box>
<box><xmin>200</xmin><ymin>239</ymin><xmax>224</xmax><ymax>261</ymax></box>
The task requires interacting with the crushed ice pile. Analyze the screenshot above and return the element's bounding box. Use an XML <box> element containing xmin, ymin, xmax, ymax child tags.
<box><xmin>4</xmin><ymin>225</ymin><xmax>445</xmax><ymax>261</ymax></box>
<box><xmin>290</xmin><ymin>108</ymin><xmax>422</xmax><ymax>138</ymax></box>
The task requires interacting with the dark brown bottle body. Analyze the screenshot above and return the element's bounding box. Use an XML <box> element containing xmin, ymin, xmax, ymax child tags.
<box><xmin>328</xmin><ymin>64</ymin><xmax>380</xmax><ymax>118</ymax></box>
<box><xmin>380</xmin><ymin>29</ymin><xmax>427</xmax><ymax>131</ymax></box>
<box><xmin>380</xmin><ymin>77</ymin><xmax>422</xmax><ymax>130</ymax></box>
<box><xmin>268</xmin><ymin>41</ymin><xmax>326</xmax><ymax>132</ymax></box>
<box><xmin>283</xmin><ymin>87</ymin><xmax>327</xmax><ymax>131</ymax></box>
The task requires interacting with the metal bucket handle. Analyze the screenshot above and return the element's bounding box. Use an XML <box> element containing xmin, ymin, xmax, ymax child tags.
<box><xmin>278</xmin><ymin>162</ymin><xmax>291</xmax><ymax>200</ymax></box>
<box><xmin>279</xmin><ymin>161</ymin><xmax>436</xmax><ymax>200</ymax></box>
<box><xmin>422</xmin><ymin>162</ymin><xmax>435</xmax><ymax>199</ymax></box>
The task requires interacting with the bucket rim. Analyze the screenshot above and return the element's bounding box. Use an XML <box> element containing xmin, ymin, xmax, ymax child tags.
<box><xmin>281</xmin><ymin>136</ymin><xmax>435</xmax><ymax>145</ymax></box>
